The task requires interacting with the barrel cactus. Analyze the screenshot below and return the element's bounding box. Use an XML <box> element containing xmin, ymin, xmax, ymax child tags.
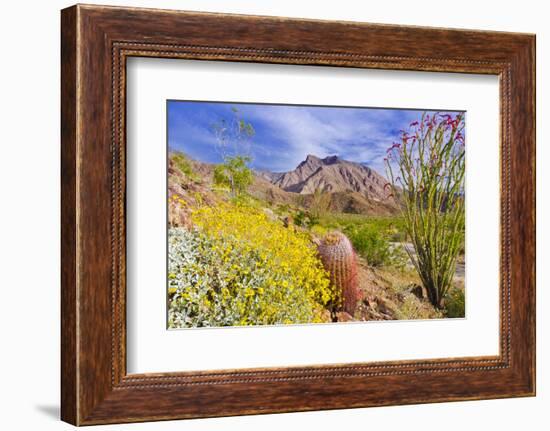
<box><xmin>317</xmin><ymin>231</ymin><xmax>361</xmax><ymax>318</ymax></box>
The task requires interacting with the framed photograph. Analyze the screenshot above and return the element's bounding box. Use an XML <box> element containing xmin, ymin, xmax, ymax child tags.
<box><xmin>61</xmin><ymin>4</ymin><xmax>536</xmax><ymax>425</ymax></box>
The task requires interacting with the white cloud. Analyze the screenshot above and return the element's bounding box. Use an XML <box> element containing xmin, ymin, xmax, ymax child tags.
<box><xmin>245</xmin><ymin>105</ymin><xmax>401</xmax><ymax>173</ymax></box>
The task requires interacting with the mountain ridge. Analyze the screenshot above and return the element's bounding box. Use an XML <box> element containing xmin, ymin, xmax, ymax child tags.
<box><xmin>269</xmin><ymin>154</ymin><xmax>390</xmax><ymax>203</ymax></box>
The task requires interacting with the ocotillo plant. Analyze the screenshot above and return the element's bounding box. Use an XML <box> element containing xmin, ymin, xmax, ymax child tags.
<box><xmin>385</xmin><ymin>112</ymin><xmax>465</xmax><ymax>309</ymax></box>
<box><xmin>317</xmin><ymin>232</ymin><xmax>361</xmax><ymax>318</ymax></box>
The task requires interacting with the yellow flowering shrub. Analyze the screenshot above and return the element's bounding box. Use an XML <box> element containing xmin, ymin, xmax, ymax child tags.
<box><xmin>168</xmin><ymin>203</ymin><xmax>334</xmax><ymax>328</ymax></box>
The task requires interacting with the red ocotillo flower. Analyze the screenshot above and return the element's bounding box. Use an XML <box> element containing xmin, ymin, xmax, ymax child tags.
<box><xmin>387</xmin><ymin>142</ymin><xmax>401</xmax><ymax>153</ymax></box>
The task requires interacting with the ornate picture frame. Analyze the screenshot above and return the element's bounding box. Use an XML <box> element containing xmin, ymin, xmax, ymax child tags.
<box><xmin>61</xmin><ymin>4</ymin><xmax>535</xmax><ymax>425</ymax></box>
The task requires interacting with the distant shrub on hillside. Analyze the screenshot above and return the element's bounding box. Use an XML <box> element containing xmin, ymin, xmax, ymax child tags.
<box><xmin>344</xmin><ymin>224</ymin><xmax>405</xmax><ymax>268</ymax></box>
<box><xmin>171</xmin><ymin>152</ymin><xmax>197</xmax><ymax>181</ymax></box>
<box><xmin>213</xmin><ymin>155</ymin><xmax>253</xmax><ymax>197</ymax></box>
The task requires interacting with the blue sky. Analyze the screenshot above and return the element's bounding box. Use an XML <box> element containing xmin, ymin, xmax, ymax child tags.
<box><xmin>167</xmin><ymin>100</ymin><xmax>460</xmax><ymax>175</ymax></box>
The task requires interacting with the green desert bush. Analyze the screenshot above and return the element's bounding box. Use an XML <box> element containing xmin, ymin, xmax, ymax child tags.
<box><xmin>343</xmin><ymin>224</ymin><xmax>406</xmax><ymax>268</ymax></box>
<box><xmin>213</xmin><ymin>155</ymin><xmax>254</xmax><ymax>197</ymax></box>
<box><xmin>293</xmin><ymin>210</ymin><xmax>308</xmax><ymax>227</ymax></box>
<box><xmin>171</xmin><ymin>152</ymin><xmax>197</xmax><ymax>181</ymax></box>
<box><xmin>445</xmin><ymin>287</ymin><xmax>465</xmax><ymax>318</ymax></box>
<box><xmin>344</xmin><ymin>224</ymin><xmax>390</xmax><ymax>267</ymax></box>
<box><xmin>293</xmin><ymin>209</ymin><xmax>321</xmax><ymax>228</ymax></box>
<box><xmin>318</xmin><ymin>214</ymin><xmax>407</xmax><ymax>242</ymax></box>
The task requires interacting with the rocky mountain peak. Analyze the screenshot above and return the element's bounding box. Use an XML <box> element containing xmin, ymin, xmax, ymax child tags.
<box><xmin>304</xmin><ymin>154</ymin><xmax>321</xmax><ymax>163</ymax></box>
<box><xmin>321</xmin><ymin>155</ymin><xmax>341</xmax><ymax>165</ymax></box>
<box><xmin>271</xmin><ymin>154</ymin><xmax>390</xmax><ymax>202</ymax></box>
